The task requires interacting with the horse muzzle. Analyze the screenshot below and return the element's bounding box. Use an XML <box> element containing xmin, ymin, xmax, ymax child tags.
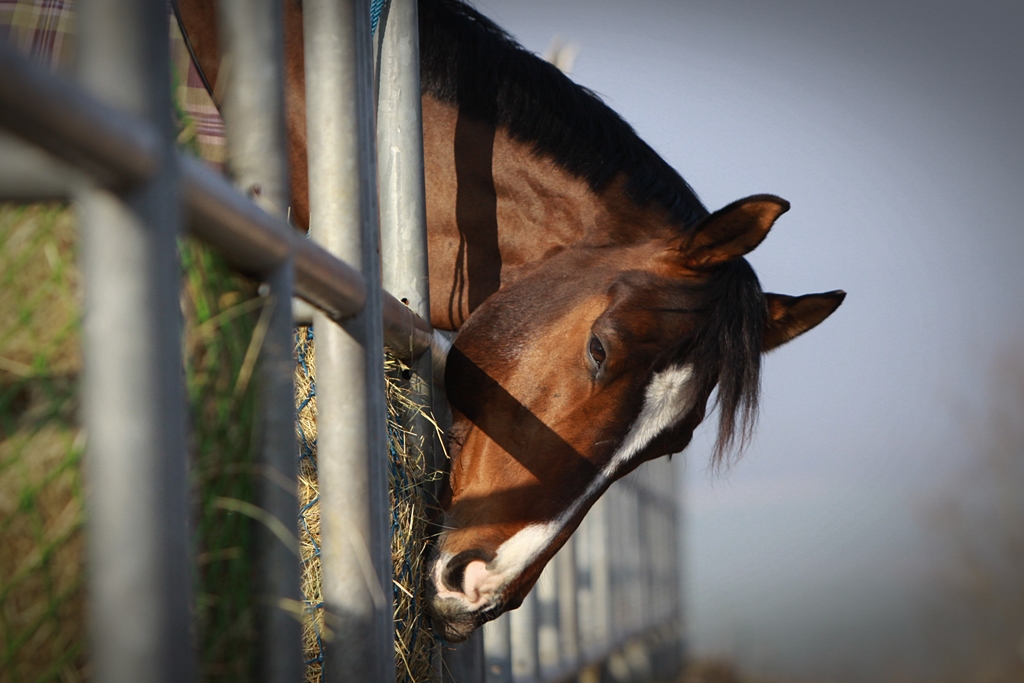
<box><xmin>427</xmin><ymin>592</ymin><xmax>489</xmax><ymax>643</ymax></box>
<box><xmin>426</xmin><ymin>548</ymin><xmax>510</xmax><ymax>642</ymax></box>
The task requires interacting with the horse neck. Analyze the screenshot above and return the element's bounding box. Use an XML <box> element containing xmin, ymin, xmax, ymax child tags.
<box><xmin>422</xmin><ymin>95</ymin><xmax>675</xmax><ymax>330</ymax></box>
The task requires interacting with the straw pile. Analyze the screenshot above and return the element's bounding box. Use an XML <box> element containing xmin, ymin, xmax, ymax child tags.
<box><xmin>294</xmin><ymin>327</ymin><xmax>444</xmax><ymax>683</ymax></box>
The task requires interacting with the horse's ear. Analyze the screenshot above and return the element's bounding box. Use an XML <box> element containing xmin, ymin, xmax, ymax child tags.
<box><xmin>763</xmin><ymin>290</ymin><xmax>846</xmax><ymax>351</ymax></box>
<box><xmin>680</xmin><ymin>195</ymin><xmax>789</xmax><ymax>269</ymax></box>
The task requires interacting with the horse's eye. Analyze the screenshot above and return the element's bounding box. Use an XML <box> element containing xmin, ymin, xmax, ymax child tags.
<box><xmin>588</xmin><ymin>335</ymin><xmax>606</xmax><ymax>369</ymax></box>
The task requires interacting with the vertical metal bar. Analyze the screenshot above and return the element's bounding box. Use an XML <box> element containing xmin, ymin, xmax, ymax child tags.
<box><xmin>483</xmin><ymin>612</ymin><xmax>513</xmax><ymax>683</ymax></box>
<box><xmin>304</xmin><ymin>0</ymin><xmax>395</xmax><ymax>680</ymax></box>
<box><xmin>510</xmin><ymin>590</ymin><xmax>538</xmax><ymax>682</ymax></box>
<box><xmin>376</xmin><ymin>0</ymin><xmax>439</xmax><ymax>527</ymax></box>
<box><xmin>556</xmin><ymin>536</ymin><xmax>580</xmax><ymax>670</ymax></box>
<box><xmin>375</xmin><ymin>5</ymin><xmax>494</xmax><ymax>680</ymax></box>
<box><xmin>77</xmin><ymin>0</ymin><xmax>192</xmax><ymax>681</ymax></box>
<box><xmin>575</xmin><ymin>514</ymin><xmax>594</xmax><ymax>657</ymax></box>
<box><xmin>671</xmin><ymin>456</ymin><xmax>685</xmax><ymax>650</ymax></box>
<box><xmin>377</xmin><ymin>0</ymin><xmax>430</xmax><ymax>328</ymax></box>
<box><xmin>444</xmin><ymin>629</ymin><xmax>487</xmax><ymax>683</ymax></box>
<box><xmin>590</xmin><ymin>494</ymin><xmax>611</xmax><ymax>652</ymax></box>
<box><xmin>214</xmin><ymin>0</ymin><xmax>302</xmax><ymax>680</ymax></box>
<box><xmin>622</xmin><ymin>483</ymin><xmax>634</xmax><ymax>635</ymax></box>
<box><xmin>607</xmin><ymin>486</ymin><xmax>620</xmax><ymax>641</ymax></box>
<box><xmin>535</xmin><ymin>563</ymin><xmax>559</xmax><ymax>673</ymax></box>
<box><xmin>630</xmin><ymin>484</ymin><xmax>642</xmax><ymax>634</ymax></box>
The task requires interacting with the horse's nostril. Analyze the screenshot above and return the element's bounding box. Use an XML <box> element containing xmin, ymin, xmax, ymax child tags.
<box><xmin>443</xmin><ymin>557</ymin><xmax>468</xmax><ymax>593</ymax></box>
<box><xmin>442</xmin><ymin>549</ymin><xmax>491</xmax><ymax>593</ymax></box>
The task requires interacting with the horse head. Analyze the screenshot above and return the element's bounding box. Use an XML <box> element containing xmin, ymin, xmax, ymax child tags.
<box><xmin>427</xmin><ymin>194</ymin><xmax>844</xmax><ymax>641</ymax></box>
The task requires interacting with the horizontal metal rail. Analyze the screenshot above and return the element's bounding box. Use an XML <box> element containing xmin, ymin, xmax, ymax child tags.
<box><xmin>0</xmin><ymin>43</ymin><xmax>438</xmax><ymax>366</ymax></box>
<box><xmin>0</xmin><ymin>48</ymin><xmax>160</xmax><ymax>189</ymax></box>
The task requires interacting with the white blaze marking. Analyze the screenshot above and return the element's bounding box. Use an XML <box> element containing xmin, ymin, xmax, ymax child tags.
<box><xmin>444</xmin><ymin>364</ymin><xmax>697</xmax><ymax>608</ymax></box>
<box><xmin>600</xmin><ymin>363</ymin><xmax>696</xmax><ymax>479</ymax></box>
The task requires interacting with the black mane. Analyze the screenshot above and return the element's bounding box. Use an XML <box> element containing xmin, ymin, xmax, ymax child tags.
<box><xmin>418</xmin><ymin>0</ymin><xmax>709</xmax><ymax>228</ymax></box>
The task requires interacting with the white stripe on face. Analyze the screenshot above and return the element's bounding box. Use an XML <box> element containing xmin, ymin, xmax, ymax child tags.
<box><xmin>599</xmin><ymin>363</ymin><xmax>696</xmax><ymax>479</ymax></box>
<box><xmin>438</xmin><ymin>364</ymin><xmax>697</xmax><ymax>610</ymax></box>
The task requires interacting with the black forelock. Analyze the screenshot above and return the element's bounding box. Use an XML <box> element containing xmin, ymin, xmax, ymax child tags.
<box><xmin>676</xmin><ymin>258</ymin><xmax>766</xmax><ymax>465</ymax></box>
<box><xmin>418</xmin><ymin>0</ymin><xmax>710</xmax><ymax>229</ymax></box>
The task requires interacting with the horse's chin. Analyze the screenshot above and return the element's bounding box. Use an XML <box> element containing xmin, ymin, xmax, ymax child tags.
<box><xmin>427</xmin><ymin>594</ymin><xmax>489</xmax><ymax>643</ymax></box>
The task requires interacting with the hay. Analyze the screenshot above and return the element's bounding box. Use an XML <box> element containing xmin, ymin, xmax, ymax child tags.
<box><xmin>294</xmin><ymin>327</ymin><xmax>443</xmax><ymax>683</ymax></box>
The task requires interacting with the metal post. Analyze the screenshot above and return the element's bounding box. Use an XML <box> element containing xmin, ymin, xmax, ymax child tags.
<box><xmin>444</xmin><ymin>629</ymin><xmax>487</xmax><ymax>683</ymax></box>
<box><xmin>575</xmin><ymin>514</ymin><xmax>595</xmax><ymax>658</ymax></box>
<box><xmin>377</xmin><ymin>0</ymin><xmax>430</xmax><ymax>330</ymax></box>
<box><xmin>590</xmin><ymin>494</ymin><xmax>611</xmax><ymax>654</ymax></box>
<box><xmin>376</xmin><ymin>0</ymin><xmax>438</xmax><ymax>502</ymax></box>
<box><xmin>556</xmin><ymin>536</ymin><xmax>580</xmax><ymax>671</ymax></box>
<box><xmin>671</xmin><ymin>456</ymin><xmax>685</xmax><ymax>654</ymax></box>
<box><xmin>303</xmin><ymin>0</ymin><xmax>395</xmax><ymax>679</ymax></box>
<box><xmin>628</xmin><ymin>483</ymin><xmax>640</xmax><ymax>635</ymax></box>
<box><xmin>0</xmin><ymin>131</ymin><xmax>77</xmax><ymax>201</ymax></box>
<box><xmin>536</xmin><ymin>563</ymin><xmax>560</xmax><ymax>673</ymax></box>
<box><xmin>214</xmin><ymin>0</ymin><xmax>302</xmax><ymax>680</ymax></box>
<box><xmin>76</xmin><ymin>0</ymin><xmax>192</xmax><ymax>680</ymax></box>
<box><xmin>483</xmin><ymin>613</ymin><xmax>513</xmax><ymax>683</ymax></box>
<box><xmin>510</xmin><ymin>590</ymin><xmax>538</xmax><ymax>682</ymax></box>
<box><xmin>376</xmin><ymin>4</ymin><xmax>491</xmax><ymax>680</ymax></box>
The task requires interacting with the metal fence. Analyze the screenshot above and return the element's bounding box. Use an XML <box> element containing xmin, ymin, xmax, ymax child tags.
<box><xmin>0</xmin><ymin>0</ymin><xmax>683</xmax><ymax>681</ymax></box>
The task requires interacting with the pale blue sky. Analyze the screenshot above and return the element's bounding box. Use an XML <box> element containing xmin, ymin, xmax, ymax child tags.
<box><xmin>473</xmin><ymin>1</ymin><xmax>1024</xmax><ymax>679</ymax></box>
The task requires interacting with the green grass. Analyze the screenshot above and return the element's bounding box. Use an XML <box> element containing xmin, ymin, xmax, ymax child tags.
<box><xmin>181</xmin><ymin>240</ymin><xmax>263</xmax><ymax>682</ymax></box>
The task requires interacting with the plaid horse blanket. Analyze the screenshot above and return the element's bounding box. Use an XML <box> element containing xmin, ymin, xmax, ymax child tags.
<box><xmin>1</xmin><ymin>0</ymin><xmax>227</xmax><ymax>166</ymax></box>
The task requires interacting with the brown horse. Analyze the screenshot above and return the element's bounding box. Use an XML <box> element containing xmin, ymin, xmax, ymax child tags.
<box><xmin>176</xmin><ymin>0</ymin><xmax>844</xmax><ymax>642</ymax></box>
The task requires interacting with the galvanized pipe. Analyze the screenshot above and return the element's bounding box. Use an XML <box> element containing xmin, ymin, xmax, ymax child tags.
<box><xmin>0</xmin><ymin>46</ymin><xmax>160</xmax><ymax>189</ymax></box>
<box><xmin>589</xmin><ymin>495</ymin><xmax>612</xmax><ymax>659</ymax></box>
<box><xmin>214</xmin><ymin>0</ymin><xmax>303</xmax><ymax>679</ymax></box>
<box><xmin>76</xmin><ymin>0</ymin><xmax>193</xmax><ymax>680</ymax></box>
<box><xmin>303</xmin><ymin>0</ymin><xmax>395</xmax><ymax>680</ymax></box>
<box><xmin>483</xmin><ymin>613</ymin><xmax>513</xmax><ymax>683</ymax></box>
<box><xmin>444</xmin><ymin>629</ymin><xmax>487</xmax><ymax>683</ymax></box>
<box><xmin>536</xmin><ymin>563</ymin><xmax>560</xmax><ymax>673</ymax></box>
<box><xmin>510</xmin><ymin>589</ymin><xmax>540</xmax><ymax>681</ymax></box>
<box><xmin>556</xmin><ymin>537</ymin><xmax>581</xmax><ymax>670</ymax></box>
<box><xmin>376</xmin><ymin>2</ymin><xmax>466</xmax><ymax>675</ymax></box>
<box><xmin>377</xmin><ymin>0</ymin><xmax>430</xmax><ymax>322</ymax></box>
<box><xmin>376</xmin><ymin>0</ymin><xmax>440</xmax><ymax>422</ymax></box>
<box><xmin>0</xmin><ymin>131</ymin><xmax>80</xmax><ymax>201</ymax></box>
